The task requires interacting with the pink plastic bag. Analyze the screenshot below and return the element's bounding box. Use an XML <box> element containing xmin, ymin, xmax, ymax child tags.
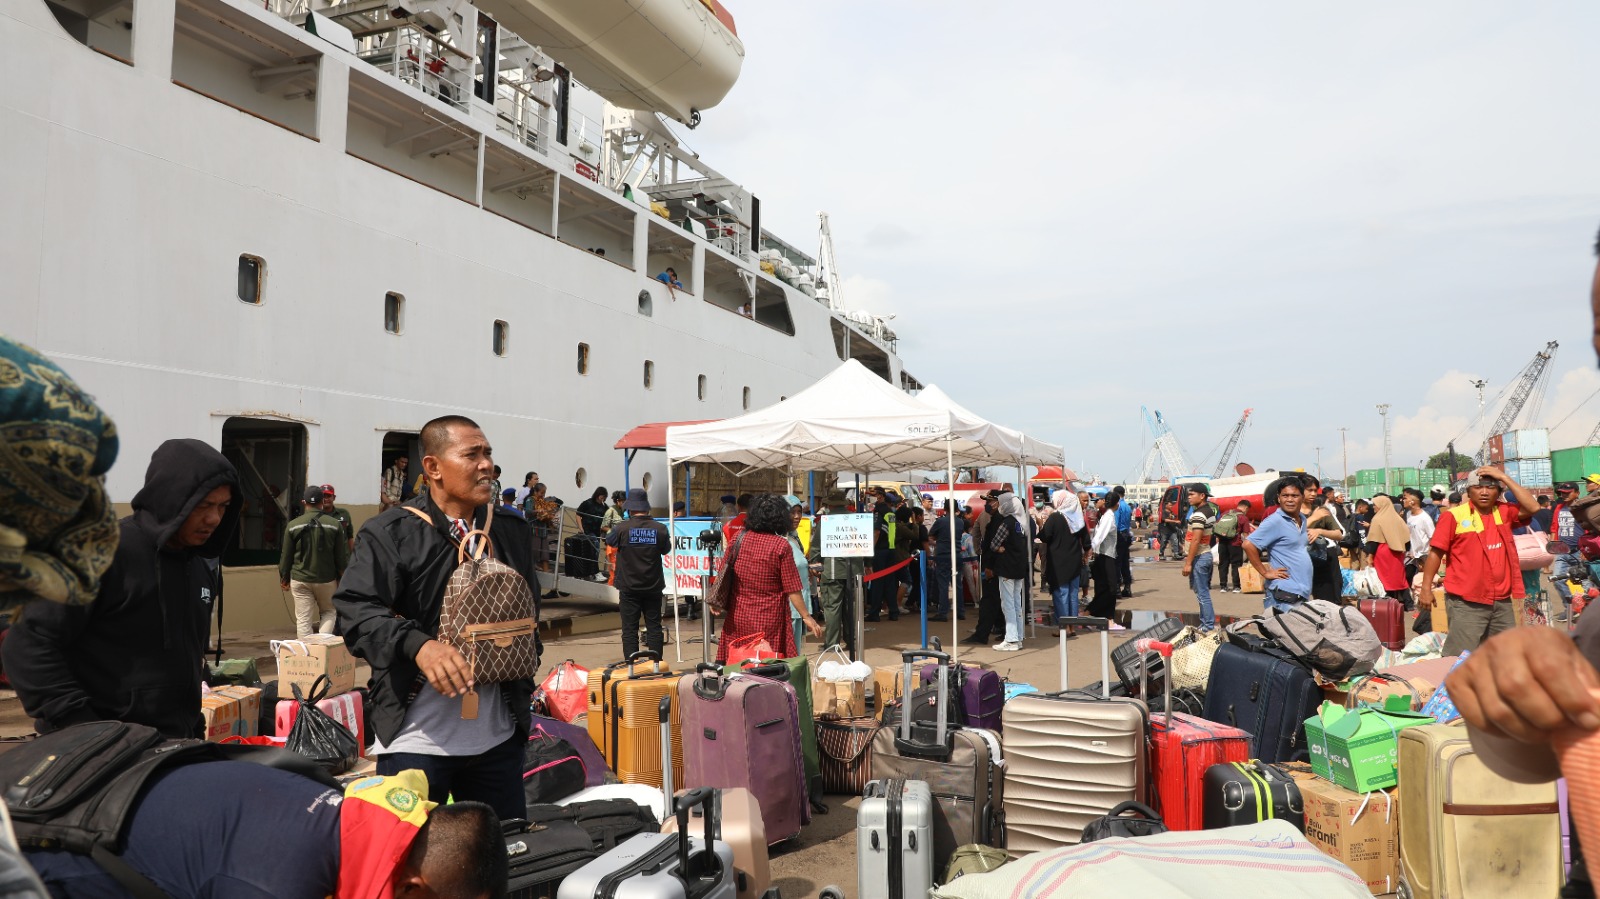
<box><xmin>539</xmin><ymin>660</ymin><xmax>590</xmax><ymax>723</ymax></box>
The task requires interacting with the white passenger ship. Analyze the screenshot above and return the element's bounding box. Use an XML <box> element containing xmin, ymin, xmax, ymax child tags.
<box><xmin>1</xmin><ymin>0</ymin><xmax>913</xmax><ymax>620</ymax></box>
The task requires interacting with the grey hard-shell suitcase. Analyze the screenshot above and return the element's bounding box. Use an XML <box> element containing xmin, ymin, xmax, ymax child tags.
<box><xmin>555</xmin><ymin>788</ymin><xmax>736</xmax><ymax>899</ymax></box>
<box><xmin>858</xmin><ymin>778</ymin><xmax>935</xmax><ymax>899</ymax></box>
<box><xmin>1000</xmin><ymin>616</ymin><xmax>1150</xmax><ymax>851</ymax></box>
<box><xmin>868</xmin><ymin>649</ymin><xmax>1004</xmax><ymax>875</ymax></box>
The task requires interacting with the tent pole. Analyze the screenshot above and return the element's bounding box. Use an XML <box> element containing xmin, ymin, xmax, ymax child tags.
<box><xmin>947</xmin><ymin>437</ymin><xmax>960</xmax><ymax>663</ymax></box>
<box><xmin>1019</xmin><ymin>455</ymin><xmax>1033</xmax><ymax>640</ymax></box>
<box><xmin>857</xmin><ymin>469</ymin><xmax>867</xmax><ymax>659</ymax></box>
<box><xmin>668</xmin><ymin>460</ymin><xmax>681</xmax><ymax>663</ymax></box>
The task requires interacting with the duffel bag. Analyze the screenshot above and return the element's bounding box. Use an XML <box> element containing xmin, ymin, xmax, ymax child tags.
<box><xmin>1080</xmin><ymin>800</ymin><xmax>1169</xmax><ymax>843</ymax></box>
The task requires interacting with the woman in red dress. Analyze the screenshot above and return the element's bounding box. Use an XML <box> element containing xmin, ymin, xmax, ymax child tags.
<box><xmin>716</xmin><ymin>494</ymin><xmax>824</xmax><ymax>662</ymax></box>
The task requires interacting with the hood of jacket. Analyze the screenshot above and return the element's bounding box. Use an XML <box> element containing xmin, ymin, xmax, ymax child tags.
<box><xmin>130</xmin><ymin>438</ymin><xmax>241</xmax><ymax>557</ymax></box>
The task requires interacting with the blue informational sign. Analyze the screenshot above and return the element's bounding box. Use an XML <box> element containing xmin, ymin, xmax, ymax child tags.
<box><xmin>662</xmin><ymin>517</ymin><xmax>716</xmax><ymax>596</ymax></box>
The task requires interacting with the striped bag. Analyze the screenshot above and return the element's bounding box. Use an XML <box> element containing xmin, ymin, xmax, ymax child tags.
<box><xmin>815</xmin><ymin>714</ymin><xmax>878</xmax><ymax>795</ymax></box>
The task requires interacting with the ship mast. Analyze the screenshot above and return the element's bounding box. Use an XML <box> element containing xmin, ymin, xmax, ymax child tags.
<box><xmin>817</xmin><ymin>211</ymin><xmax>843</xmax><ymax>311</ymax></box>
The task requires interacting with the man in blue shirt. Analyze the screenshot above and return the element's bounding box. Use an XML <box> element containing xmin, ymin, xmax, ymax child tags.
<box><xmin>1244</xmin><ymin>477</ymin><xmax>1314</xmax><ymax>612</ymax></box>
<box><xmin>1113</xmin><ymin>485</ymin><xmax>1134</xmax><ymax>597</ymax></box>
<box><xmin>928</xmin><ymin>502</ymin><xmax>966</xmax><ymax>622</ymax></box>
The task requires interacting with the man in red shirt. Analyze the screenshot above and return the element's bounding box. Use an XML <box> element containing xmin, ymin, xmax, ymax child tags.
<box><xmin>1418</xmin><ymin>465</ymin><xmax>1539</xmax><ymax>656</ymax></box>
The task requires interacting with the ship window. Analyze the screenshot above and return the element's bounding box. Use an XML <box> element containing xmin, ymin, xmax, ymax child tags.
<box><xmin>493</xmin><ymin>320</ymin><xmax>509</xmax><ymax>356</ymax></box>
<box><xmin>697</xmin><ymin>375</ymin><xmax>706</xmax><ymax>401</ymax></box>
<box><xmin>638</xmin><ymin>290</ymin><xmax>652</xmax><ymax>316</ymax></box>
<box><xmin>384</xmin><ymin>292</ymin><xmax>404</xmax><ymax>334</ymax></box>
<box><xmin>577</xmin><ymin>343</ymin><xmax>590</xmax><ymax>374</ymax></box>
<box><xmin>575</xmin><ymin>467</ymin><xmax>587</xmax><ymax>489</ymax></box>
<box><xmin>643</xmin><ymin>360</ymin><xmax>654</xmax><ymax>389</ymax></box>
<box><xmin>642</xmin><ymin>472</ymin><xmax>653</xmax><ymax>491</ymax></box>
<box><xmin>237</xmin><ymin>255</ymin><xmax>264</xmax><ymax>305</ymax></box>
<box><xmin>742</xmin><ymin>387</ymin><xmax>751</xmax><ymax>410</ymax></box>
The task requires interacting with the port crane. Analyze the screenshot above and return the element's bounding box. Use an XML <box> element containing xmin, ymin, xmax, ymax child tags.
<box><xmin>1139</xmin><ymin>407</ymin><xmax>1195</xmax><ymax>482</ymax></box>
<box><xmin>1477</xmin><ymin>340</ymin><xmax>1559</xmax><ymax>464</ymax></box>
<box><xmin>1211</xmin><ymin>409</ymin><xmax>1253</xmax><ymax>478</ymax></box>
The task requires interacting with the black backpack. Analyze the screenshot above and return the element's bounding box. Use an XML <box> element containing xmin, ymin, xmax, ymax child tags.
<box><xmin>1079</xmin><ymin>801</ymin><xmax>1169</xmax><ymax>842</ymax></box>
<box><xmin>0</xmin><ymin>720</ymin><xmax>338</xmax><ymax>898</ymax></box>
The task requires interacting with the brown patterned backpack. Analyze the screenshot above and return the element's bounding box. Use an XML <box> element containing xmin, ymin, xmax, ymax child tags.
<box><xmin>405</xmin><ymin>506</ymin><xmax>538</xmax><ymax>685</ymax></box>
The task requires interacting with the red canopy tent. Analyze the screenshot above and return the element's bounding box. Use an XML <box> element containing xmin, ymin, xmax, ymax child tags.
<box><xmin>614</xmin><ymin>420</ymin><xmax>717</xmax><ymax>494</ymax></box>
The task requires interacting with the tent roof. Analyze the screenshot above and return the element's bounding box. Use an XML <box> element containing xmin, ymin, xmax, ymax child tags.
<box><xmin>665</xmin><ymin>360</ymin><xmax>1028</xmax><ymax>472</ymax></box>
<box><xmin>614</xmin><ymin>420</ymin><xmax>717</xmax><ymax>451</ymax></box>
<box><xmin>915</xmin><ymin>384</ymin><xmax>1063</xmax><ymax>466</ymax></box>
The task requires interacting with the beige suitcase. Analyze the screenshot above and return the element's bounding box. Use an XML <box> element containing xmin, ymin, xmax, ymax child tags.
<box><xmin>1396</xmin><ymin>724</ymin><xmax>1562</xmax><ymax>899</ymax></box>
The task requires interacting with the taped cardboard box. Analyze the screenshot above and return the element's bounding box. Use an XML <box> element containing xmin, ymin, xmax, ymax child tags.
<box><xmin>814</xmin><ymin>679</ymin><xmax>867</xmax><ymax>718</ymax></box>
<box><xmin>275</xmin><ymin>635</ymin><xmax>356</xmax><ymax>699</ymax></box>
<box><xmin>214</xmin><ymin>685</ymin><xmax>263</xmax><ymax>738</ymax></box>
<box><xmin>871</xmin><ymin>664</ymin><xmax>905</xmax><ymax>709</ymax></box>
<box><xmin>1296</xmin><ymin>774</ymin><xmax>1400</xmax><ymax>896</ymax></box>
<box><xmin>200</xmin><ymin>691</ymin><xmax>241</xmax><ymax>742</ymax></box>
<box><xmin>1305</xmin><ymin>702</ymin><xmax>1435</xmax><ymax>792</ymax></box>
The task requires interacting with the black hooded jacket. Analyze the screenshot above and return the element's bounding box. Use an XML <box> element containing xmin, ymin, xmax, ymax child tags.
<box><xmin>334</xmin><ymin>489</ymin><xmax>540</xmax><ymax>747</ymax></box>
<box><xmin>3</xmin><ymin>439</ymin><xmax>241</xmax><ymax>738</ymax></box>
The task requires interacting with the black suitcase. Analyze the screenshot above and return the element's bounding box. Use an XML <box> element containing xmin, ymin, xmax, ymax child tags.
<box><xmin>505</xmin><ymin>817</ymin><xmax>598</xmax><ymax>898</ymax></box>
<box><xmin>1113</xmin><ymin>617</ymin><xmax>1184</xmax><ymax>696</ymax></box>
<box><xmin>1200</xmin><ymin>760</ymin><xmax>1304</xmax><ymax>831</ymax></box>
<box><xmin>1201</xmin><ymin>642</ymin><xmax>1321</xmax><ymax>763</ymax></box>
<box><xmin>564</xmin><ymin>535</ymin><xmax>598</xmax><ymax>579</ymax></box>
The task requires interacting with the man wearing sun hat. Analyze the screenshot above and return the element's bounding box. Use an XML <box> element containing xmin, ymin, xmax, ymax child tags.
<box><xmin>607</xmin><ymin>487</ymin><xmax>670</xmax><ymax>657</ymax></box>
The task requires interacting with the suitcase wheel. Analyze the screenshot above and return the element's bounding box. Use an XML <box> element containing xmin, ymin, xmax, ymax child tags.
<box><xmin>818</xmin><ymin>888</ymin><xmax>844</xmax><ymax>899</ymax></box>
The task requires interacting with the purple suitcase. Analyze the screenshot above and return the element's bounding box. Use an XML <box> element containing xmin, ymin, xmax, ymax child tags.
<box><xmin>677</xmin><ymin>663</ymin><xmax>808</xmax><ymax>844</ymax></box>
<box><xmin>920</xmin><ymin>661</ymin><xmax>1005</xmax><ymax>732</ymax></box>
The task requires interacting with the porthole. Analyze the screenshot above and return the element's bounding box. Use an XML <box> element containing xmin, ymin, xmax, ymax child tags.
<box><xmin>237</xmin><ymin>255</ymin><xmax>265</xmax><ymax>305</ymax></box>
<box><xmin>642</xmin><ymin>472</ymin><xmax>653</xmax><ymax>490</ymax></box>
<box><xmin>577</xmin><ymin>342</ymin><xmax>590</xmax><ymax>374</ymax></box>
<box><xmin>493</xmin><ymin>320</ymin><xmax>509</xmax><ymax>356</ymax></box>
<box><xmin>742</xmin><ymin>387</ymin><xmax>751</xmax><ymax>410</ymax></box>
<box><xmin>638</xmin><ymin>290</ymin><xmax>652</xmax><ymax>316</ymax></box>
<box><xmin>697</xmin><ymin>374</ymin><xmax>707</xmax><ymax>401</ymax></box>
<box><xmin>384</xmin><ymin>292</ymin><xmax>404</xmax><ymax>334</ymax></box>
<box><xmin>576</xmin><ymin>467</ymin><xmax>587</xmax><ymax>488</ymax></box>
<box><xmin>644</xmin><ymin>360</ymin><xmax>654</xmax><ymax>389</ymax></box>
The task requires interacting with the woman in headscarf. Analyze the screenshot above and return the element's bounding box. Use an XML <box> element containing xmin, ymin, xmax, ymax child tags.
<box><xmin>783</xmin><ymin>495</ymin><xmax>813</xmax><ymax>650</ymax></box>
<box><xmin>1036</xmin><ymin>490</ymin><xmax>1091</xmax><ymax>631</ymax></box>
<box><xmin>986</xmin><ymin>494</ymin><xmax>1030</xmax><ymax>652</ymax></box>
<box><xmin>1363</xmin><ymin>494</ymin><xmax>1413</xmax><ymax>605</ymax></box>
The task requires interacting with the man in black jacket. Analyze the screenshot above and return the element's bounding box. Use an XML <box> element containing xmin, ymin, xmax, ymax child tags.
<box><xmin>335</xmin><ymin>415</ymin><xmax>539</xmax><ymax>822</ymax></box>
<box><xmin>3</xmin><ymin>438</ymin><xmax>240</xmax><ymax>738</ymax></box>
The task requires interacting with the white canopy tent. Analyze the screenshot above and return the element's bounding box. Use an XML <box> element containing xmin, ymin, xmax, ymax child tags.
<box><xmin>663</xmin><ymin>360</ymin><xmax>1063</xmax><ymax>660</ymax></box>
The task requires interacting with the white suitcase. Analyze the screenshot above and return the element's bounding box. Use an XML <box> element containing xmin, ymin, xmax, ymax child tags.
<box><xmin>557</xmin><ymin>788</ymin><xmax>736</xmax><ymax>899</ymax></box>
<box><xmin>858</xmin><ymin>778</ymin><xmax>935</xmax><ymax>899</ymax></box>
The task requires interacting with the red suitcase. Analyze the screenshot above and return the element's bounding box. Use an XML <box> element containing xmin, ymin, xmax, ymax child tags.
<box><xmin>1141</xmin><ymin>639</ymin><xmax>1250</xmax><ymax>831</ymax></box>
<box><xmin>1356</xmin><ymin>597</ymin><xmax>1405</xmax><ymax>650</ymax></box>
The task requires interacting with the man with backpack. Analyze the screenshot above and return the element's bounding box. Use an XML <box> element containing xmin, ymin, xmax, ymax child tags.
<box><xmin>280</xmin><ymin>485</ymin><xmax>350</xmax><ymax>638</ymax></box>
<box><xmin>1180</xmin><ymin>483</ymin><xmax>1220</xmax><ymax>631</ymax></box>
<box><xmin>21</xmin><ymin>755</ymin><xmax>507</xmax><ymax>898</ymax></box>
<box><xmin>1213</xmin><ymin>499</ymin><xmax>1249</xmax><ymax>593</ymax></box>
<box><xmin>335</xmin><ymin>415</ymin><xmax>539</xmax><ymax>822</ymax></box>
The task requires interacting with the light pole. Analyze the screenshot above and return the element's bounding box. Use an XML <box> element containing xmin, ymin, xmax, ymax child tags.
<box><xmin>1338</xmin><ymin>427</ymin><xmax>1349</xmax><ymax>489</ymax></box>
<box><xmin>1377</xmin><ymin>404</ymin><xmax>1392</xmax><ymax>495</ymax></box>
<box><xmin>1314</xmin><ymin>446</ymin><xmax>1323</xmax><ymax>481</ymax></box>
<box><xmin>1468</xmin><ymin>378</ymin><xmax>1487</xmax><ymax>460</ymax></box>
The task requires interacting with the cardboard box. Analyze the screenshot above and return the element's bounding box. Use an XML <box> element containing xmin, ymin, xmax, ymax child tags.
<box><xmin>1239</xmin><ymin>564</ymin><xmax>1264</xmax><ymax>594</ymax></box>
<box><xmin>1298</xmin><ymin>776</ymin><xmax>1400</xmax><ymax>895</ymax></box>
<box><xmin>214</xmin><ymin>685</ymin><xmax>263</xmax><ymax>738</ymax></box>
<box><xmin>815</xmin><ymin>678</ymin><xmax>867</xmax><ymax>718</ymax></box>
<box><xmin>275</xmin><ymin>634</ymin><xmax>356</xmax><ymax>699</ymax></box>
<box><xmin>871</xmin><ymin>664</ymin><xmax>906</xmax><ymax>709</ymax></box>
<box><xmin>1305</xmin><ymin>702</ymin><xmax>1435</xmax><ymax>792</ymax></box>
<box><xmin>200</xmin><ymin>691</ymin><xmax>241</xmax><ymax>742</ymax></box>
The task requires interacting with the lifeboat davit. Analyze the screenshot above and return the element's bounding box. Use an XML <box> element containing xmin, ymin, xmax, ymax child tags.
<box><xmin>477</xmin><ymin>0</ymin><xmax>744</xmax><ymax>126</ymax></box>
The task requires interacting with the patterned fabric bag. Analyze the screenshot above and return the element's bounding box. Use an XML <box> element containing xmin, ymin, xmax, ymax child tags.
<box><xmin>405</xmin><ymin>507</ymin><xmax>538</xmax><ymax>684</ymax></box>
<box><xmin>1169</xmin><ymin>626</ymin><xmax>1224</xmax><ymax>692</ymax></box>
<box><xmin>815</xmin><ymin>713</ymin><xmax>879</xmax><ymax>795</ymax></box>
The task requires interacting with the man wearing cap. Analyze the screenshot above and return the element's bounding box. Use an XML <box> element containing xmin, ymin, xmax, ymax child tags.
<box><xmin>498</xmin><ymin>488</ymin><xmax>526</xmax><ymax>519</ymax></box>
<box><xmin>808</xmin><ymin>490</ymin><xmax>863</xmax><ymax>652</ymax></box>
<box><xmin>320</xmin><ymin>484</ymin><xmax>355</xmax><ymax>552</ymax></box>
<box><xmin>1587</xmin><ymin>474</ymin><xmax>1600</xmax><ymax>497</ymax></box>
<box><xmin>1244</xmin><ymin>475</ymin><xmax>1314</xmax><ymax>613</ymax></box>
<box><xmin>1417</xmin><ymin>466</ymin><xmax>1538</xmax><ymax>656</ymax></box>
<box><xmin>1180</xmin><ymin>483</ymin><xmax>1220</xmax><ymax>631</ymax></box>
<box><xmin>606</xmin><ymin>488</ymin><xmax>671</xmax><ymax>657</ymax></box>
<box><xmin>866</xmin><ymin>491</ymin><xmax>906</xmax><ymax>622</ymax></box>
<box><xmin>281</xmin><ymin>486</ymin><xmax>351</xmax><ymax>638</ymax></box>
<box><xmin>1548</xmin><ymin>481</ymin><xmax>1585</xmax><ymax>619</ymax></box>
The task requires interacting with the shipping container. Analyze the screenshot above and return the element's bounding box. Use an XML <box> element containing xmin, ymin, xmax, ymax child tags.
<box><xmin>1503</xmin><ymin>428</ymin><xmax>1551</xmax><ymax>462</ymax></box>
<box><xmin>1385</xmin><ymin>467</ymin><xmax>1420</xmax><ymax>487</ymax></box>
<box><xmin>1505</xmin><ymin>458</ymin><xmax>1553</xmax><ymax>488</ymax></box>
<box><xmin>1356</xmin><ymin>468</ymin><xmax>1385</xmax><ymax>486</ymax></box>
<box><xmin>1552</xmin><ymin>447</ymin><xmax>1600</xmax><ymax>485</ymax></box>
<box><xmin>1488</xmin><ymin>434</ymin><xmax>1505</xmax><ymax>464</ymax></box>
<box><xmin>1420</xmin><ymin>468</ymin><xmax>1453</xmax><ymax>488</ymax></box>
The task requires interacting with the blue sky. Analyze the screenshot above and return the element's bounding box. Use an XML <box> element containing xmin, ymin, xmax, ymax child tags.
<box><xmin>681</xmin><ymin>1</ymin><xmax>1600</xmax><ymax>481</ymax></box>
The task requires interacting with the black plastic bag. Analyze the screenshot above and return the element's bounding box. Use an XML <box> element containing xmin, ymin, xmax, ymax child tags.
<box><xmin>286</xmin><ymin>676</ymin><xmax>359</xmax><ymax>775</ymax></box>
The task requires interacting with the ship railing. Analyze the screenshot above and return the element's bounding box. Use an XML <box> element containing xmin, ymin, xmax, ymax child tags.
<box><xmin>493</xmin><ymin>75</ymin><xmax>552</xmax><ymax>154</ymax></box>
<box><xmin>567</xmin><ymin>108</ymin><xmax>607</xmax><ymax>171</ymax></box>
<box><xmin>354</xmin><ymin>26</ymin><xmax>472</xmax><ymax>110</ymax></box>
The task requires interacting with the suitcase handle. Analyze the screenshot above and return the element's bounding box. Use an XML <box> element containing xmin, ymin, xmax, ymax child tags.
<box><xmin>1058</xmin><ymin>619</ymin><xmax>1112</xmax><ymax>695</ymax></box>
<box><xmin>899</xmin><ymin>648</ymin><xmax>949</xmax><ymax>665</ymax></box>
<box><xmin>1058</xmin><ymin>616</ymin><xmax>1108</xmax><ymax>631</ymax></box>
<box><xmin>674</xmin><ymin>787</ymin><xmax>716</xmax><ymax>876</ymax></box>
<box><xmin>659</xmin><ymin>696</ymin><xmax>674</xmax><ymax>809</ymax></box>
